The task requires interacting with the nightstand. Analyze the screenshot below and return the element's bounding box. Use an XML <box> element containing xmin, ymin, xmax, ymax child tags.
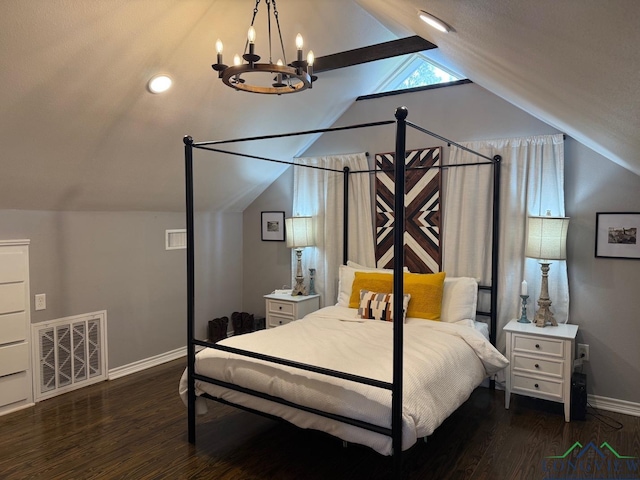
<box><xmin>504</xmin><ymin>319</ymin><xmax>578</xmax><ymax>422</ymax></box>
<box><xmin>264</xmin><ymin>293</ymin><xmax>320</xmax><ymax>328</ymax></box>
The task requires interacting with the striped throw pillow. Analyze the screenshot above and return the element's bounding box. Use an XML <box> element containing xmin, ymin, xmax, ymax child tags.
<box><xmin>357</xmin><ymin>290</ymin><xmax>411</xmax><ymax>322</ymax></box>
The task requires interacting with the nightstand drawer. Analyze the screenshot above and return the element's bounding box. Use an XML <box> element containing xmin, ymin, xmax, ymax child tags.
<box><xmin>512</xmin><ymin>354</ymin><xmax>563</xmax><ymax>379</ymax></box>
<box><xmin>512</xmin><ymin>374</ymin><xmax>563</xmax><ymax>399</ymax></box>
<box><xmin>268</xmin><ymin>314</ymin><xmax>293</xmax><ymax>328</ymax></box>
<box><xmin>267</xmin><ymin>300</ymin><xmax>295</xmax><ymax>317</ymax></box>
<box><xmin>513</xmin><ymin>334</ymin><xmax>563</xmax><ymax>357</ymax></box>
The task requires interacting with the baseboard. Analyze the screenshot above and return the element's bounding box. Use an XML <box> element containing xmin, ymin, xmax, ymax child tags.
<box><xmin>0</xmin><ymin>402</ymin><xmax>35</xmax><ymax>417</ymax></box>
<box><xmin>108</xmin><ymin>346</ymin><xmax>187</xmax><ymax>380</ymax></box>
<box><xmin>588</xmin><ymin>394</ymin><xmax>640</xmax><ymax>417</ymax></box>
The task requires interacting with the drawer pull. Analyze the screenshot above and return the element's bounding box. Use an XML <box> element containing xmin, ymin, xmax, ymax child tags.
<box><xmin>278</xmin><ymin>306</ymin><xmax>282</xmax><ymax>310</ymax></box>
<box><xmin>535</xmin><ymin>344</ymin><xmax>540</xmax><ymax>349</ymax></box>
<box><xmin>534</xmin><ymin>383</ymin><xmax>539</xmax><ymax>388</ymax></box>
<box><xmin>535</xmin><ymin>364</ymin><xmax>540</xmax><ymax>368</ymax></box>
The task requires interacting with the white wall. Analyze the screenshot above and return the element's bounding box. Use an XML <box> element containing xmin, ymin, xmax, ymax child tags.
<box><xmin>244</xmin><ymin>82</ymin><xmax>640</xmax><ymax>404</ymax></box>
<box><xmin>0</xmin><ymin>209</ymin><xmax>243</xmax><ymax>368</ymax></box>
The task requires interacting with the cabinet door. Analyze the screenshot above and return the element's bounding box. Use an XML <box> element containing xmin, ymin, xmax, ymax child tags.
<box><xmin>0</xmin><ymin>246</ymin><xmax>29</xmax><ymax>344</ymax></box>
<box><xmin>0</xmin><ymin>242</ymin><xmax>32</xmax><ymax>414</ymax></box>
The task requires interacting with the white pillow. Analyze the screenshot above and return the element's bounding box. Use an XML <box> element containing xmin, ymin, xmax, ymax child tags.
<box><xmin>440</xmin><ymin>277</ymin><xmax>478</xmax><ymax>323</ymax></box>
<box><xmin>337</xmin><ymin>262</ymin><xmax>409</xmax><ymax>307</ymax></box>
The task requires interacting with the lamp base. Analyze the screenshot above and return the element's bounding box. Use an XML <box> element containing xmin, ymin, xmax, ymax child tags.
<box><xmin>291</xmin><ymin>248</ymin><xmax>307</xmax><ymax>296</ymax></box>
<box><xmin>534</xmin><ymin>302</ymin><xmax>558</xmax><ymax>327</ymax></box>
<box><xmin>291</xmin><ymin>277</ymin><xmax>307</xmax><ymax>296</ymax></box>
<box><xmin>534</xmin><ymin>262</ymin><xmax>558</xmax><ymax>327</ymax></box>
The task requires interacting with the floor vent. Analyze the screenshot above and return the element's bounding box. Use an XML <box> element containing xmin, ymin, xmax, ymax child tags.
<box><xmin>31</xmin><ymin>311</ymin><xmax>108</xmax><ymax>401</ymax></box>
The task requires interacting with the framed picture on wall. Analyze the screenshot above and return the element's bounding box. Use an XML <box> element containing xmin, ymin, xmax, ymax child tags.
<box><xmin>595</xmin><ymin>212</ymin><xmax>640</xmax><ymax>259</ymax></box>
<box><xmin>261</xmin><ymin>211</ymin><xmax>286</xmax><ymax>241</ymax></box>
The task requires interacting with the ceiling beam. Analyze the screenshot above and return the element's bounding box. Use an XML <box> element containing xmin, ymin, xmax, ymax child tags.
<box><xmin>314</xmin><ymin>36</ymin><xmax>437</xmax><ymax>73</ymax></box>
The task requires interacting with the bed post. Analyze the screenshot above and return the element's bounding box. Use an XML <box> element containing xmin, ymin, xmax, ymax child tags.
<box><xmin>490</xmin><ymin>155</ymin><xmax>501</xmax><ymax>349</ymax></box>
<box><xmin>184</xmin><ymin>135</ymin><xmax>197</xmax><ymax>444</ymax></box>
<box><xmin>392</xmin><ymin>106</ymin><xmax>408</xmax><ymax>476</ymax></box>
<box><xmin>490</xmin><ymin>154</ymin><xmax>502</xmax><ymax>391</ymax></box>
<box><xmin>343</xmin><ymin>166</ymin><xmax>350</xmax><ymax>265</ymax></box>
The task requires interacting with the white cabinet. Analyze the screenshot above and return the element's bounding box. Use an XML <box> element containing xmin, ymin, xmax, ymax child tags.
<box><xmin>0</xmin><ymin>240</ymin><xmax>33</xmax><ymax>415</ymax></box>
<box><xmin>264</xmin><ymin>293</ymin><xmax>320</xmax><ymax>328</ymax></box>
<box><xmin>504</xmin><ymin>319</ymin><xmax>578</xmax><ymax>422</ymax></box>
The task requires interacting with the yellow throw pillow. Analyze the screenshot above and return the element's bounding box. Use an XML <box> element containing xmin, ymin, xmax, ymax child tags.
<box><xmin>404</xmin><ymin>271</ymin><xmax>446</xmax><ymax>320</ymax></box>
<box><xmin>348</xmin><ymin>272</ymin><xmax>393</xmax><ymax>308</ymax></box>
<box><xmin>348</xmin><ymin>270</ymin><xmax>446</xmax><ymax>320</ymax></box>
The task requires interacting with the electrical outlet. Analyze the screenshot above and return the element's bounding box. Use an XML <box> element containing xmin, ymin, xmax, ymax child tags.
<box><xmin>577</xmin><ymin>343</ymin><xmax>589</xmax><ymax>361</ymax></box>
<box><xmin>35</xmin><ymin>293</ymin><xmax>46</xmax><ymax>311</ymax></box>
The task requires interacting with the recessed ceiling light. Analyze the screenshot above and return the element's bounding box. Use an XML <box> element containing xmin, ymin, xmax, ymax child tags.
<box><xmin>148</xmin><ymin>74</ymin><xmax>172</xmax><ymax>94</ymax></box>
<box><xmin>418</xmin><ymin>11</ymin><xmax>451</xmax><ymax>33</ymax></box>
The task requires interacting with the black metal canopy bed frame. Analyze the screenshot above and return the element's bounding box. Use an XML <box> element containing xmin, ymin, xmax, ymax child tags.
<box><xmin>182</xmin><ymin>106</ymin><xmax>502</xmax><ymax>477</ymax></box>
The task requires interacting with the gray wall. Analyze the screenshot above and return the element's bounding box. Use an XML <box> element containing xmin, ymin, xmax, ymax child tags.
<box><xmin>242</xmin><ymin>167</ymin><xmax>294</xmax><ymax>318</ymax></box>
<box><xmin>244</xmin><ymin>82</ymin><xmax>640</xmax><ymax>404</ymax></box>
<box><xmin>564</xmin><ymin>142</ymin><xmax>640</xmax><ymax>403</ymax></box>
<box><xmin>0</xmin><ymin>209</ymin><xmax>242</xmax><ymax>368</ymax></box>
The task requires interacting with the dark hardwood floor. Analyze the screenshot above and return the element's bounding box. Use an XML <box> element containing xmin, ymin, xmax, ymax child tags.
<box><xmin>1</xmin><ymin>359</ymin><xmax>638</xmax><ymax>479</ymax></box>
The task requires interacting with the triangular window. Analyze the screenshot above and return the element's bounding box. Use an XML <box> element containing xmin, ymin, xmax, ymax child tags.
<box><xmin>377</xmin><ymin>53</ymin><xmax>466</xmax><ymax>94</ymax></box>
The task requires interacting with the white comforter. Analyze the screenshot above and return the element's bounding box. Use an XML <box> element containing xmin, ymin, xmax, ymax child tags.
<box><xmin>179</xmin><ymin>306</ymin><xmax>508</xmax><ymax>455</ymax></box>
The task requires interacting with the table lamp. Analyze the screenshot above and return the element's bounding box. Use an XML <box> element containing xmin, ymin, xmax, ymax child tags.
<box><xmin>285</xmin><ymin>216</ymin><xmax>315</xmax><ymax>296</ymax></box>
<box><xmin>525</xmin><ymin>211</ymin><xmax>570</xmax><ymax>327</ymax></box>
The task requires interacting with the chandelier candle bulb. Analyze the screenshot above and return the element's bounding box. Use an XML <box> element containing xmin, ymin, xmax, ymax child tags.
<box><xmin>216</xmin><ymin>39</ymin><xmax>223</xmax><ymax>64</ymax></box>
<box><xmin>246</xmin><ymin>26</ymin><xmax>257</xmax><ymax>66</ymax></box>
<box><xmin>275</xmin><ymin>59</ymin><xmax>284</xmax><ymax>85</ymax></box>
<box><xmin>306</xmin><ymin>50</ymin><xmax>314</xmax><ymax>88</ymax></box>
<box><xmin>296</xmin><ymin>34</ymin><xmax>303</xmax><ymax>62</ymax></box>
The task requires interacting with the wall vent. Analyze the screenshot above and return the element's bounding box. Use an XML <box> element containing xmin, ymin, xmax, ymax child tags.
<box><xmin>31</xmin><ymin>310</ymin><xmax>108</xmax><ymax>401</ymax></box>
<box><xmin>165</xmin><ymin>229</ymin><xmax>187</xmax><ymax>250</ymax></box>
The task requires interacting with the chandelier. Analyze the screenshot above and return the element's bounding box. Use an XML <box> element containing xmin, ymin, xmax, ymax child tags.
<box><xmin>212</xmin><ymin>0</ymin><xmax>316</xmax><ymax>95</ymax></box>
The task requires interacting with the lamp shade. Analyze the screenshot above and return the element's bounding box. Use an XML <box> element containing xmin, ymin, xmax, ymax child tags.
<box><xmin>285</xmin><ymin>216</ymin><xmax>315</xmax><ymax>248</ymax></box>
<box><xmin>525</xmin><ymin>215</ymin><xmax>570</xmax><ymax>260</ymax></box>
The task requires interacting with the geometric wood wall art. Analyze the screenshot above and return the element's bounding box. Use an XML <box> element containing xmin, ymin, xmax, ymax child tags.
<box><xmin>375</xmin><ymin>147</ymin><xmax>441</xmax><ymax>274</ymax></box>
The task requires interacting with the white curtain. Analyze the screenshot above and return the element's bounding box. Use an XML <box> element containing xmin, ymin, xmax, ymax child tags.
<box><xmin>292</xmin><ymin>153</ymin><xmax>375</xmax><ymax>307</ymax></box>
<box><xmin>443</xmin><ymin>134</ymin><xmax>567</xmax><ymax>352</ymax></box>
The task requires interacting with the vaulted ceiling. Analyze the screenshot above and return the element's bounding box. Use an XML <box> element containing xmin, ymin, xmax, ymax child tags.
<box><xmin>1</xmin><ymin>1</ymin><xmax>638</xmax><ymax>212</ymax></box>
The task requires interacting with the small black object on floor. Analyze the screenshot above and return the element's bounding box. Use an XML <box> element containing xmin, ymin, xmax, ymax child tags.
<box><xmin>208</xmin><ymin>312</ymin><xmax>265</xmax><ymax>343</ymax></box>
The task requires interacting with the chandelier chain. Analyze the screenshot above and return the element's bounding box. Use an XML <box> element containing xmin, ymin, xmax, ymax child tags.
<box><xmin>245</xmin><ymin>0</ymin><xmax>261</xmax><ymax>55</ymax></box>
<box><xmin>272</xmin><ymin>0</ymin><xmax>288</xmax><ymax>66</ymax></box>
<box><xmin>266</xmin><ymin>0</ymin><xmax>273</xmax><ymax>63</ymax></box>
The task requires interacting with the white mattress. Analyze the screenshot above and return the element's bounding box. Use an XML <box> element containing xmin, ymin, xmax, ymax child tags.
<box><xmin>180</xmin><ymin>306</ymin><xmax>508</xmax><ymax>455</ymax></box>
